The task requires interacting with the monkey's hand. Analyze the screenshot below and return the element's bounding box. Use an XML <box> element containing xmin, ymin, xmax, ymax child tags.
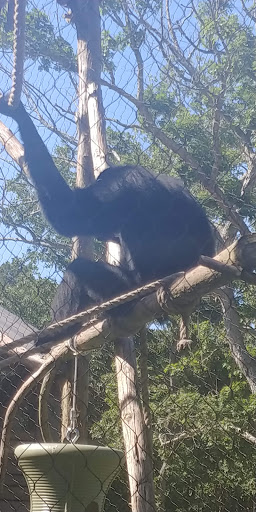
<box><xmin>0</xmin><ymin>93</ymin><xmax>23</xmax><ymax>119</ymax></box>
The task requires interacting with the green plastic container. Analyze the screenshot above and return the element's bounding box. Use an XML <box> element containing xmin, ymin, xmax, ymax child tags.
<box><xmin>15</xmin><ymin>444</ymin><xmax>124</xmax><ymax>512</ymax></box>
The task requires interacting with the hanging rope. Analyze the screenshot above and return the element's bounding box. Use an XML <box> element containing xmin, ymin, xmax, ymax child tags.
<box><xmin>8</xmin><ymin>0</ymin><xmax>26</xmax><ymax>108</ymax></box>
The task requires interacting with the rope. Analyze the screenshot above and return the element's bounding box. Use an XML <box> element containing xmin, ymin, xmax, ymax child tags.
<box><xmin>8</xmin><ymin>0</ymin><xmax>26</xmax><ymax>108</ymax></box>
<box><xmin>2</xmin><ymin>271</ymin><xmax>183</xmax><ymax>355</ymax></box>
<box><xmin>0</xmin><ymin>344</ymin><xmax>67</xmax><ymax>493</ymax></box>
<box><xmin>38</xmin><ymin>366</ymin><xmax>57</xmax><ymax>442</ymax></box>
<box><xmin>177</xmin><ymin>313</ymin><xmax>192</xmax><ymax>351</ymax></box>
<box><xmin>1</xmin><ymin>253</ymin><xmax>239</xmax><ymax>359</ymax></box>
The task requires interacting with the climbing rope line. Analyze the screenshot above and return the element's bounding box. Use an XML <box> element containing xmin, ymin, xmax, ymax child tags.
<box><xmin>8</xmin><ymin>0</ymin><xmax>26</xmax><ymax>107</ymax></box>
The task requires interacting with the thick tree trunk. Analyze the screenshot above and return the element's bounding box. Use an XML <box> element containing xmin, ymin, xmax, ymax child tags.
<box><xmin>74</xmin><ymin>0</ymin><xmax>108</xmax><ymax>176</ymax></box>
<box><xmin>60</xmin><ymin>0</ymin><xmax>96</xmax><ymax>444</ymax></box>
<box><xmin>71</xmin><ymin>2</ymin><xmax>156</xmax><ymax>509</ymax></box>
<box><xmin>115</xmin><ymin>337</ymin><xmax>155</xmax><ymax>512</ymax></box>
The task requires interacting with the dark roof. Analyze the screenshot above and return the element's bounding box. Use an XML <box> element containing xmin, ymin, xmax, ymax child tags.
<box><xmin>0</xmin><ymin>305</ymin><xmax>35</xmax><ymax>341</ymax></box>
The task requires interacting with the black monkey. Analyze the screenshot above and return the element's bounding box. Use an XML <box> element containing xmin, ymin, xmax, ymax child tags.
<box><xmin>0</xmin><ymin>99</ymin><xmax>215</xmax><ymax>328</ymax></box>
<box><xmin>51</xmin><ymin>257</ymin><xmax>135</xmax><ymax>323</ymax></box>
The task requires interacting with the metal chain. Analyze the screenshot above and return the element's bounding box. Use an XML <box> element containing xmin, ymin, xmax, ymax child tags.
<box><xmin>66</xmin><ymin>339</ymin><xmax>80</xmax><ymax>443</ymax></box>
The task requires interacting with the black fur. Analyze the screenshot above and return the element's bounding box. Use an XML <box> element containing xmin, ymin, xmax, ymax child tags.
<box><xmin>0</xmin><ymin>99</ymin><xmax>215</xmax><ymax>329</ymax></box>
<box><xmin>51</xmin><ymin>258</ymin><xmax>134</xmax><ymax>322</ymax></box>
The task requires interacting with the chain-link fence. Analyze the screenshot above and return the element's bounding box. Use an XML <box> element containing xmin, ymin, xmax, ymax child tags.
<box><xmin>1</xmin><ymin>0</ymin><xmax>256</xmax><ymax>511</ymax></box>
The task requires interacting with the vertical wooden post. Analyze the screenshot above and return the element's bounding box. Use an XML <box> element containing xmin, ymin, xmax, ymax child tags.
<box><xmin>59</xmin><ymin>0</ymin><xmax>95</xmax><ymax>444</ymax></box>
<box><xmin>115</xmin><ymin>337</ymin><xmax>155</xmax><ymax>512</ymax></box>
<box><xmin>67</xmin><ymin>1</ymin><xmax>156</xmax><ymax>509</ymax></box>
<box><xmin>74</xmin><ymin>0</ymin><xmax>108</xmax><ymax>177</ymax></box>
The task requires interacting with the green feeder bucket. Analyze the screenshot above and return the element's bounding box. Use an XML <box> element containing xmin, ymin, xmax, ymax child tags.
<box><xmin>14</xmin><ymin>443</ymin><xmax>124</xmax><ymax>512</ymax></box>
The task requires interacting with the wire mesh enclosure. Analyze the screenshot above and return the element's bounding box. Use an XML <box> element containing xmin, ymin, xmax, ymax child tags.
<box><xmin>1</xmin><ymin>0</ymin><xmax>256</xmax><ymax>511</ymax></box>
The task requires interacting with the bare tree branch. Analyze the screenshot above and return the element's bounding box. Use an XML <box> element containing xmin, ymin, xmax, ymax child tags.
<box><xmin>228</xmin><ymin>424</ymin><xmax>256</xmax><ymax>444</ymax></box>
<box><xmin>0</xmin><ymin>120</ymin><xmax>28</xmax><ymax>175</ymax></box>
<box><xmin>1</xmin><ymin>234</ymin><xmax>256</xmax><ymax>369</ymax></box>
<box><xmin>211</xmin><ymin>93</ymin><xmax>224</xmax><ymax>183</ymax></box>
<box><xmin>241</xmin><ymin>151</ymin><xmax>256</xmax><ymax>196</ymax></box>
<box><xmin>102</xmin><ymin>78</ymin><xmax>248</xmax><ymax>234</ymax></box>
<box><xmin>165</xmin><ymin>0</ymin><xmax>179</xmax><ymax>48</ymax></box>
<box><xmin>122</xmin><ymin>1</ymin><xmax>144</xmax><ymax>102</ymax></box>
<box><xmin>218</xmin><ymin>287</ymin><xmax>256</xmax><ymax>393</ymax></box>
<box><xmin>0</xmin><ymin>235</ymin><xmax>69</xmax><ymax>251</ymax></box>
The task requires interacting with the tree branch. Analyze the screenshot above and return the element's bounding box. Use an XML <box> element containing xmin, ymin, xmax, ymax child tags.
<box><xmin>122</xmin><ymin>1</ymin><xmax>144</xmax><ymax>102</ymax></box>
<box><xmin>218</xmin><ymin>287</ymin><xmax>256</xmax><ymax>393</ymax></box>
<box><xmin>0</xmin><ymin>120</ymin><xmax>28</xmax><ymax>175</ymax></box>
<box><xmin>211</xmin><ymin>93</ymin><xmax>224</xmax><ymax>183</ymax></box>
<box><xmin>102</xmin><ymin>78</ymin><xmax>249</xmax><ymax>234</ymax></box>
<box><xmin>1</xmin><ymin>234</ymin><xmax>256</xmax><ymax>368</ymax></box>
<box><xmin>228</xmin><ymin>424</ymin><xmax>256</xmax><ymax>445</ymax></box>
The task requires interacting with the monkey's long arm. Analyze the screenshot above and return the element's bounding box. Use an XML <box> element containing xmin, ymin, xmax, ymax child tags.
<box><xmin>0</xmin><ymin>99</ymin><xmax>156</xmax><ymax>240</ymax></box>
<box><xmin>0</xmin><ymin>99</ymin><xmax>85</xmax><ymax>236</ymax></box>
